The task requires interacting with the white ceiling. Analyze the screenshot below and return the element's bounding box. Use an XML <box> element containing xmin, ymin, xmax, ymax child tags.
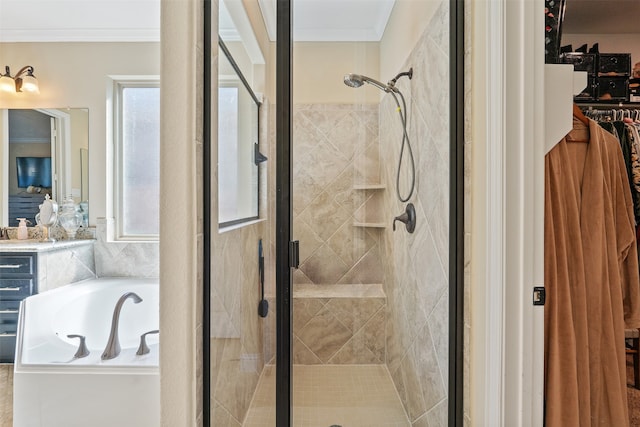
<box><xmin>0</xmin><ymin>0</ymin><xmax>161</xmax><ymax>42</ymax></box>
<box><xmin>0</xmin><ymin>0</ymin><xmax>396</xmax><ymax>43</ymax></box>
<box><xmin>257</xmin><ymin>0</ymin><xmax>396</xmax><ymax>42</ymax></box>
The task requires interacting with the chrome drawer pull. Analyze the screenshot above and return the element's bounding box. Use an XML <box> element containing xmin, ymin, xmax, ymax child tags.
<box><xmin>0</xmin><ymin>310</ymin><xmax>19</xmax><ymax>314</ymax></box>
<box><xmin>0</xmin><ymin>287</ymin><xmax>21</xmax><ymax>291</ymax></box>
<box><xmin>0</xmin><ymin>333</ymin><xmax>16</xmax><ymax>337</ymax></box>
<box><xmin>0</xmin><ymin>264</ymin><xmax>23</xmax><ymax>269</ymax></box>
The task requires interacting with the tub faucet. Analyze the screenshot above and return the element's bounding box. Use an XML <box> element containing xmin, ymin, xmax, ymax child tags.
<box><xmin>101</xmin><ymin>292</ymin><xmax>143</xmax><ymax>360</ymax></box>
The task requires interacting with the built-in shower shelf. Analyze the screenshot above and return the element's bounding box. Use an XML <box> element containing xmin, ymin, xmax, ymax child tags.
<box><xmin>353</xmin><ymin>222</ymin><xmax>386</xmax><ymax>228</ymax></box>
<box><xmin>353</xmin><ymin>184</ymin><xmax>386</xmax><ymax>190</ymax></box>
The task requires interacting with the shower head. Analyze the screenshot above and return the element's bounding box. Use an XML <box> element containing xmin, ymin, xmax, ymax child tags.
<box><xmin>343</xmin><ymin>73</ymin><xmax>394</xmax><ymax>93</ymax></box>
<box><xmin>343</xmin><ymin>73</ymin><xmax>365</xmax><ymax>88</ymax></box>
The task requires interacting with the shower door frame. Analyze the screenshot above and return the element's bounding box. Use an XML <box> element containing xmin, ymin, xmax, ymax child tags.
<box><xmin>275</xmin><ymin>0</ymin><xmax>293</xmax><ymax>425</ymax></box>
<box><xmin>274</xmin><ymin>0</ymin><xmax>466</xmax><ymax>426</ymax></box>
<box><xmin>202</xmin><ymin>0</ymin><xmax>466</xmax><ymax>425</ymax></box>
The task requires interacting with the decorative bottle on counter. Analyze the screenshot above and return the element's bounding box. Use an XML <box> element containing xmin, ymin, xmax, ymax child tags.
<box><xmin>37</xmin><ymin>194</ymin><xmax>58</xmax><ymax>243</ymax></box>
<box><xmin>16</xmin><ymin>218</ymin><xmax>28</xmax><ymax>240</ymax></box>
<box><xmin>58</xmin><ymin>196</ymin><xmax>83</xmax><ymax>239</ymax></box>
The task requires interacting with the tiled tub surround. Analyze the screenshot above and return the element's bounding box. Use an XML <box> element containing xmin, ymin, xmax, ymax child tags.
<box><xmin>94</xmin><ymin>218</ymin><xmax>159</xmax><ymax>278</ymax></box>
<box><xmin>293</xmin><ymin>283</ymin><xmax>386</xmax><ymax>365</ymax></box>
<box><xmin>379</xmin><ymin>2</ymin><xmax>451</xmax><ymax>426</ymax></box>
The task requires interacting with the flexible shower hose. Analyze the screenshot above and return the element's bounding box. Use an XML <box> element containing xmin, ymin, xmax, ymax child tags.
<box><xmin>390</xmin><ymin>90</ymin><xmax>416</xmax><ymax>202</ymax></box>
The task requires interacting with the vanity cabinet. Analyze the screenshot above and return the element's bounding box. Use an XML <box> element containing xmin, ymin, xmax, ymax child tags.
<box><xmin>0</xmin><ymin>252</ymin><xmax>37</xmax><ymax>363</ymax></box>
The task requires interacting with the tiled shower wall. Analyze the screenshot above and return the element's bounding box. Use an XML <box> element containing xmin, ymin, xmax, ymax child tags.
<box><xmin>209</xmin><ymin>100</ymin><xmax>274</xmax><ymax>426</ymax></box>
<box><xmin>379</xmin><ymin>2</ymin><xmax>450</xmax><ymax>426</ymax></box>
<box><xmin>292</xmin><ymin>104</ymin><xmax>384</xmax><ymax>286</ymax></box>
<box><xmin>292</xmin><ymin>288</ymin><xmax>386</xmax><ymax>364</ymax></box>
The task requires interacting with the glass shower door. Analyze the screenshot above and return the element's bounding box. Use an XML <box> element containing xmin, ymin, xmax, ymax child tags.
<box><xmin>285</xmin><ymin>0</ymin><xmax>464</xmax><ymax>426</ymax></box>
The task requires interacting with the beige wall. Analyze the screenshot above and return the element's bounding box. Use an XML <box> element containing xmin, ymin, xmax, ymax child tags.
<box><xmin>241</xmin><ymin>0</ymin><xmax>274</xmax><ymax>100</ymax></box>
<box><xmin>224</xmin><ymin>40</ymin><xmax>255</xmax><ymax>87</ymax></box>
<box><xmin>380</xmin><ymin>0</ymin><xmax>438</xmax><ymax>80</ymax></box>
<box><xmin>287</xmin><ymin>0</ymin><xmax>436</xmax><ymax>106</ymax></box>
<box><xmin>160</xmin><ymin>0</ymin><xmax>202</xmax><ymax>424</ymax></box>
<box><xmin>293</xmin><ymin>42</ymin><xmax>380</xmax><ymax>104</ymax></box>
<box><xmin>0</xmin><ymin>42</ymin><xmax>160</xmax><ymax>225</ymax></box>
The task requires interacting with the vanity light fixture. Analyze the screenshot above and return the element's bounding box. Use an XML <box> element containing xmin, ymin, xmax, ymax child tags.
<box><xmin>0</xmin><ymin>66</ymin><xmax>40</xmax><ymax>94</ymax></box>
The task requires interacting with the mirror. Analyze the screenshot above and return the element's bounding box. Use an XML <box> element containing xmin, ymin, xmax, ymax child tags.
<box><xmin>0</xmin><ymin>108</ymin><xmax>89</xmax><ymax>227</ymax></box>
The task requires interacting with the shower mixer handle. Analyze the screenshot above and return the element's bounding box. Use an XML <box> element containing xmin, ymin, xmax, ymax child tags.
<box><xmin>393</xmin><ymin>203</ymin><xmax>416</xmax><ymax>233</ymax></box>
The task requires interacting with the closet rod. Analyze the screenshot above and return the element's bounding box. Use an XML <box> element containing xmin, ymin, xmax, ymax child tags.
<box><xmin>577</xmin><ymin>102</ymin><xmax>640</xmax><ymax>109</ymax></box>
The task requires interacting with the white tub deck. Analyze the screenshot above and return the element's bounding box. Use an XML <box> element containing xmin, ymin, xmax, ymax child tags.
<box><xmin>13</xmin><ymin>277</ymin><xmax>160</xmax><ymax>427</ymax></box>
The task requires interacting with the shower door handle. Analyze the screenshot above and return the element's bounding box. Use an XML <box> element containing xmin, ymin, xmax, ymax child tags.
<box><xmin>289</xmin><ymin>240</ymin><xmax>299</xmax><ymax>269</ymax></box>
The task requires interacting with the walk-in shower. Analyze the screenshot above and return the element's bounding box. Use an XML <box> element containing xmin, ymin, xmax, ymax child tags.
<box><xmin>205</xmin><ymin>0</ymin><xmax>464</xmax><ymax>425</ymax></box>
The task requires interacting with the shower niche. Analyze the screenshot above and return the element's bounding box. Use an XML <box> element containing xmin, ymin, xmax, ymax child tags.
<box><xmin>352</xmin><ymin>188</ymin><xmax>386</xmax><ymax>228</ymax></box>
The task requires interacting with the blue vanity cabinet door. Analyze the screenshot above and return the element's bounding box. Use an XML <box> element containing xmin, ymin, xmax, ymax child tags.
<box><xmin>0</xmin><ymin>252</ymin><xmax>38</xmax><ymax>364</ymax></box>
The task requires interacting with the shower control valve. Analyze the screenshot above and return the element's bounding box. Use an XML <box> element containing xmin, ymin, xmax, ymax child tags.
<box><xmin>393</xmin><ymin>203</ymin><xmax>416</xmax><ymax>234</ymax></box>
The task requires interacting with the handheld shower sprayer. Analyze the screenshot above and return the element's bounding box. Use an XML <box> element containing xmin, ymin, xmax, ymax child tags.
<box><xmin>343</xmin><ymin>73</ymin><xmax>393</xmax><ymax>92</ymax></box>
<box><xmin>343</xmin><ymin>68</ymin><xmax>416</xmax><ymax>203</ymax></box>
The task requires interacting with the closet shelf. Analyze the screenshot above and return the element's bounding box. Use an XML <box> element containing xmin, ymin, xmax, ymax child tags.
<box><xmin>353</xmin><ymin>222</ymin><xmax>386</xmax><ymax>228</ymax></box>
<box><xmin>353</xmin><ymin>184</ymin><xmax>386</xmax><ymax>190</ymax></box>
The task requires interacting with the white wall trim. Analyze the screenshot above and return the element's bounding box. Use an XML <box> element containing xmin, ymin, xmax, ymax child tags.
<box><xmin>0</xmin><ymin>110</ymin><xmax>8</xmax><ymax>226</ymax></box>
<box><xmin>483</xmin><ymin>0</ymin><xmax>506</xmax><ymax>424</ymax></box>
<box><xmin>0</xmin><ymin>29</ymin><xmax>160</xmax><ymax>43</ymax></box>
<box><xmin>472</xmin><ymin>0</ymin><xmax>545</xmax><ymax>425</ymax></box>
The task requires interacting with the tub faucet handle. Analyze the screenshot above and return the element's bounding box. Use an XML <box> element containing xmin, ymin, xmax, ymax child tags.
<box><xmin>67</xmin><ymin>334</ymin><xmax>90</xmax><ymax>359</ymax></box>
<box><xmin>136</xmin><ymin>329</ymin><xmax>159</xmax><ymax>355</ymax></box>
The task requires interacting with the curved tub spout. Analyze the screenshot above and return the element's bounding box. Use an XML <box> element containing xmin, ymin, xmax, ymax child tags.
<box><xmin>101</xmin><ymin>292</ymin><xmax>143</xmax><ymax>360</ymax></box>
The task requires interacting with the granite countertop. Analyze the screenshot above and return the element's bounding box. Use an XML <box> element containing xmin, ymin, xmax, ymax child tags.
<box><xmin>0</xmin><ymin>239</ymin><xmax>95</xmax><ymax>253</ymax></box>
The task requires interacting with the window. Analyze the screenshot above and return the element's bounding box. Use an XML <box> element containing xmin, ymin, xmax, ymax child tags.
<box><xmin>112</xmin><ymin>77</ymin><xmax>160</xmax><ymax>240</ymax></box>
<box><xmin>218</xmin><ymin>42</ymin><xmax>260</xmax><ymax>228</ymax></box>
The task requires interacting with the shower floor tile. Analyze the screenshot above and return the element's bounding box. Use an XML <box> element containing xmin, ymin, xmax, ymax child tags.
<box><xmin>243</xmin><ymin>364</ymin><xmax>410</xmax><ymax>427</ymax></box>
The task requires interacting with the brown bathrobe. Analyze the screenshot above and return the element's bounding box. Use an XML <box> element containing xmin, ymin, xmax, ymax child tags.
<box><xmin>545</xmin><ymin>118</ymin><xmax>640</xmax><ymax>427</ymax></box>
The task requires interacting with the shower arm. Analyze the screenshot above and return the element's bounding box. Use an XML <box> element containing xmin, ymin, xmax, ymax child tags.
<box><xmin>388</xmin><ymin>68</ymin><xmax>414</xmax><ymax>89</ymax></box>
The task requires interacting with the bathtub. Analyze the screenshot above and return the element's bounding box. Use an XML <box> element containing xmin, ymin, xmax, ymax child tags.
<box><xmin>13</xmin><ymin>277</ymin><xmax>160</xmax><ymax>427</ymax></box>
